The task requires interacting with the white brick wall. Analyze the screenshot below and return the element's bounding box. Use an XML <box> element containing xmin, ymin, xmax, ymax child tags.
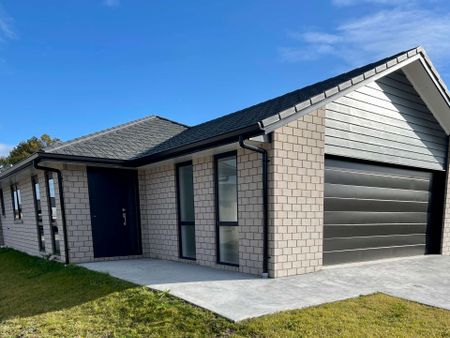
<box><xmin>268</xmin><ymin>108</ymin><xmax>325</xmax><ymax>277</ymax></box>
<box><xmin>61</xmin><ymin>165</ymin><xmax>94</xmax><ymax>263</ymax></box>
<box><xmin>237</xmin><ymin>147</ymin><xmax>264</xmax><ymax>275</ymax></box>
<box><xmin>138</xmin><ymin>164</ymin><xmax>179</xmax><ymax>260</ymax></box>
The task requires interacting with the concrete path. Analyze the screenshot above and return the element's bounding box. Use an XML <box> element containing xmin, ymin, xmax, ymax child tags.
<box><xmin>80</xmin><ymin>255</ymin><xmax>450</xmax><ymax>321</ymax></box>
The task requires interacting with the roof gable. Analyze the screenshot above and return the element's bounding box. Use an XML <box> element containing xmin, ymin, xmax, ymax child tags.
<box><xmin>260</xmin><ymin>47</ymin><xmax>450</xmax><ymax>135</ymax></box>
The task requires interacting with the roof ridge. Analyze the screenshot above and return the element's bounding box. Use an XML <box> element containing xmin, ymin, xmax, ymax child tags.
<box><xmin>45</xmin><ymin>114</ymin><xmax>161</xmax><ymax>153</ymax></box>
<box><xmin>153</xmin><ymin>115</ymin><xmax>191</xmax><ymax>128</ymax></box>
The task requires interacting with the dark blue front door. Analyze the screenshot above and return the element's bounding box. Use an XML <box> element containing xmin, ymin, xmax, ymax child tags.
<box><xmin>87</xmin><ymin>167</ymin><xmax>142</xmax><ymax>258</ymax></box>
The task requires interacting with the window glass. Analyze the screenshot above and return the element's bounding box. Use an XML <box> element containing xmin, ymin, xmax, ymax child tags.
<box><xmin>178</xmin><ymin>164</ymin><xmax>195</xmax><ymax>223</ymax></box>
<box><xmin>216</xmin><ymin>153</ymin><xmax>239</xmax><ymax>266</ymax></box>
<box><xmin>181</xmin><ymin>224</ymin><xmax>196</xmax><ymax>258</ymax></box>
<box><xmin>33</xmin><ymin>177</ymin><xmax>42</xmax><ymax>223</ymax></box>
<box><xmin>11</xmin><ymin>184</ymin><xmax>22</xmax><ymax>220</ymax></box>
<box><xmin>48</xmin><ymin>176</ymin><xmax>58</xmax><ymax>222</ymax></box>
<box><xmin>46</xmin><ymin>173</ymin><xmax>60</xmax><ymax>255</ymax></box>
<box><xmin>219</xmin><ymin>226</ymin><xmax>239</xmax><ymax>265</ymax></box>
<box><xmin>177</xmin><ymin>163</ymin><xmax>196</xmax><ymax>259</ymax></box>
<box><xmin>217</xmin><ymin>156</ymin><xmax>238</xmax><ymax>222</ymax></box>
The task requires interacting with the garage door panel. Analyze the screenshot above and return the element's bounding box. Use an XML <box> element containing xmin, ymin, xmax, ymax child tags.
<box><xmin>325</xmin><ymin>211</ymin><xmax>429</xmax><ymax>224</ymax></box>
<box><xmin>325</xmin><ymin>198</ymin><xmax>429</xmax><ymax>212</ymax></box>
<box><xmin>324</xmin><ymin>234</ymin><xmax>426</xmax><ymax>251</ymax></box>
<box><xmin>325</xmin><ymin>169</ymin><xmax>431</xmax><ymax>191</ymax></box>
<box><xmin>323</xmin><ymin>245</ymin><xmax>426</xmax><ymax>265</ymax></box>
<box><xmin>324</xmin><ymin>223</ymin><xmax>427</xmax><ymax>238</ymax></box>
<box><xmin>326</xmin><ymin>157</ymin><xmax>433</xmax><ymax>178</ymax></box>
<box><xmin>325</xmin><ymin>184</ymin><xmax>430</xmax><ymax>202</ymax></box>
<box><xmin>324</xmin><ymin>157</ymin><xmax>444</xmax><ymax>265</ymax></box>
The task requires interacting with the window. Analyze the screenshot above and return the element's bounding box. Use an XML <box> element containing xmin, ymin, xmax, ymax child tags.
<box><xmin>46</xmin><ymin>172</ymin><xmax>60</xmax><ymax>255</ymax></box>
<box><xmin>176</xmin><ymin>162</ymin><xmax>196</xmax><ymax>260</ymax></box>
<box><xmin>47</xmin><ymin>175</ymin><xmax>58</xmax><ymax>223</ymax></box>
<box><xmin>0</xmin><ymin>188</ymin><xmax>5</xmax><ymax>216</ymax></box>
<box><xmin>10</xmin><ymin>184</ymin><xmax>22</xmax><ymax>220</ymax></box>
<box><xmin>215</xmin><ymin>152</ymin><xmax>239</xmax><ymax>266</ymax></box>
<box><xmin>32</xmin><ymin>176</ymin><xmax>45</xmax><ymax>252</ymax></box>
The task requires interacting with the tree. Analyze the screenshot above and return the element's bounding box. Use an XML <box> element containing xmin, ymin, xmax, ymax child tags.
<box><xmin>0</xmin><ymin>134</ymin><xmax>61</xmax><ymax>169</ymax></box>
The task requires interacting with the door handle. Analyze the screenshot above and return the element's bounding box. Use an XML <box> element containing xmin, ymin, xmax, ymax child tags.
<box><xmin>122</xmin><ymin>208</ymin><xmax>127</xmax><ymax>226</ymax></box>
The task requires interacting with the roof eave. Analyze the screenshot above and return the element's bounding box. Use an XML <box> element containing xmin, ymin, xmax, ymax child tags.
<box><xmin>0</xmin><ymin>151</ymin><xmax>131</xmax><ymax>182</ymax></box>
<box><xmin>130</xmin><ymin>123</ymin><xmax>263</xmax><ymax>167</ymax></box>
<box><xmin>38</xmin><ymin>152</ymin><xmax>130</xmax><ymax>165</ymax></box>
<box><xmin>0</xmin><ymin>153</ymin><xmax>39</xmax><ymax>181</ymax></box>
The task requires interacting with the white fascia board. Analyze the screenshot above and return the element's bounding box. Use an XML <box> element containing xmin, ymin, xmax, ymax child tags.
<box><xmin>403</xmin><ymin>58</ymin><xmax>450</xmax><ymax>135</ymax></box>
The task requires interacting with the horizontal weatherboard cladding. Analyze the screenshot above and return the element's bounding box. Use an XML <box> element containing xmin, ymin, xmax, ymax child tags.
<box><xmin>323</xmin><ymin>157</ymin><xmax>443</xmax><ymax>265</ymax></box>
<box><xmin>324</xmin><ymin>70</ymin><xmax>448</xmax><ymax>171</ymax></box>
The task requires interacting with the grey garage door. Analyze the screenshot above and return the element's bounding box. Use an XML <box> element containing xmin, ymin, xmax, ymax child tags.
<box><xmin>324</xmin><ymin>157</ymin><xmax>445</xmax><ymax>265</ymax></box>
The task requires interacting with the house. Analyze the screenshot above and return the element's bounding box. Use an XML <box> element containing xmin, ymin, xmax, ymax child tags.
<box><xmin>1</xmin><ymin>46</ymin><xmax>450</xmax><ymax>278</ymax></box>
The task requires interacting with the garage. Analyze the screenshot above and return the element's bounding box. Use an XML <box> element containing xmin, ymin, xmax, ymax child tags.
<box><xmin>323</xmin><ymin>157</ymin><xmax>446</xmax><ymax>265</ymax></box>
<box><xmin>323</xmin><ymin>69</ymin><xmax>449</xmax><ymax>266</ymax></box>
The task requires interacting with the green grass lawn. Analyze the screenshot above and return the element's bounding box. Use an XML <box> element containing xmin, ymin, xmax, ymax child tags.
<box><xmin>1</xmin><ymin>248</ymin><xmax>449</xmax><ymax>337</ymax></box>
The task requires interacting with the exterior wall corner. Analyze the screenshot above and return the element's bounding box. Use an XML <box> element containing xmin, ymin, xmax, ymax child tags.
<box><xmin>440</xmin><ymin>139</ymin><xmax>450</xmax><ymax>256</ymax></box>
<box><xmin>268</xmin><ymin>107</ymin><xmax>325</xmax><ymax>278</ymax></box>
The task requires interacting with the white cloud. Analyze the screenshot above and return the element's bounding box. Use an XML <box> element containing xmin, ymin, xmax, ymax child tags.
<box><xmin>281</xmin><ymin>2</ymin><xmax>450</xmax><ymax>75</ymax></box>
<box><xmin>0</xmin><ymin>4</ymin><xmax>17</xmax><ymax>41</ymax></box>
<box><xmin>103</xmin><ymin>0</ymin><xmax>120</xmax><ymax>7</ymax></box>
<box><xmin>0</xmin><ymin>143</ymin><xmax>12</xmax><ymax>157</ymax></box>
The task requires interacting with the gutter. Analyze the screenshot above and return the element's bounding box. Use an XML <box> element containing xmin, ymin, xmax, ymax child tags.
<box><xmin>131</xmin><ymin>124</ymin><xmax>263</xmax><ymax>167</ymax></box>
<box><xmin>33</xmin><ymin>159</ymin><xmax>70</xmax><ymax>265</ymax></box>
<box><xmin>239</xmin><ymin>135</ymin><xmax>269</xmax><ymax>278</ymax></box>
<box><xmin>0</xmin><ymin>153</ymin><xmax>39</xmax><ymax>181</ymax></box>
<box><xmin>0</xmin><ymin>152</ymin><xmax>129</xmax><ymax>182</ymax></box>
<box><xmin>38</xmin><ymin>152</ymin><xmax>129</xmax><ymax>166</ymax></box>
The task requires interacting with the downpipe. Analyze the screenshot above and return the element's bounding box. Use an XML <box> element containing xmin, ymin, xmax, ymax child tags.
<box><xmin>33</xmin><ymin>159</ymin><xmax>70</xmax><ymax>265</ymax></box>
<box><xmin>239</xmin><ymin>135</ymin><xmax>269</xmax><ymax>278</ymax></box>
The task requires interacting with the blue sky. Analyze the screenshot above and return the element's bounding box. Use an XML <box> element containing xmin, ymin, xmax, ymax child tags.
<box><xmin>1</xmin><ymin>0</ymin><xmax>450</xmax><ymax>155</ymax></box>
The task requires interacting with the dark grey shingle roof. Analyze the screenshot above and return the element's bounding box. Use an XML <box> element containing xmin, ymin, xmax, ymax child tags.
<box><xmin>44</xmin><ymin>115</ymin><xmax>188</xmax><ymax>160</ymax></box>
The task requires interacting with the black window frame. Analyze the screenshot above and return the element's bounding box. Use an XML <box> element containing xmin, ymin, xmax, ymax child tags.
<box><xmin>45</xmin><ymin>171</ymin><xmax>60</xmax><ymax>255</ymax></box>
<box><xmin>176</xmin><ymin>161</ymin><xmax>196</xmax><ymax>260</ymax></box>
<box><xmin>10</xmin><ymin>183</ymin><xmax>22</xmax><ymax>221</ymax></box>
<box><xmin>214</xmin><ymin>151</ymin><xmax>239</xmax><ymax>267</ymax></box>
<box><xmin>0</xmin><ymin>188</ymin><xmax>5</xmax><ymax>216</ymax></box>
<box><xmin>31</xmin><ymin>175</ymin><xmax>45</xmax><ymax>252</ymax></box>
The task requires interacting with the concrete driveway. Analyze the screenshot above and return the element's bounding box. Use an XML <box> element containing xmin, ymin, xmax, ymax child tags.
<box><xmin>80</xmin><ymin>255</ymin><xmax>450</xmax><ymax>321</ymax></box>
